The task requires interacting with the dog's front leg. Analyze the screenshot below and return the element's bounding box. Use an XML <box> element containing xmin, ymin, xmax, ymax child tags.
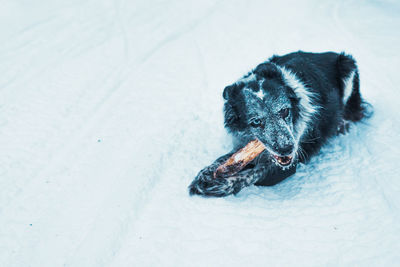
<box><xmin>188</xmin><ymin>153</ymin><xmax>266</xmax><ymax>197</ymax></box>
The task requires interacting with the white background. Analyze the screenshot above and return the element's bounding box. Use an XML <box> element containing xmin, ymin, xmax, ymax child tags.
<box><xmin>1</xmin><ymin>0</ymin><xmax>399</xmax><ymax>266</ymax></box>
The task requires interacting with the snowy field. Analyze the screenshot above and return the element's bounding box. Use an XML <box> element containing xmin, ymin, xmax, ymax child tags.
<box><xmin>1</xmin><ymin>0</ymin><xmax>400</xmax><ymax>266</ymax></box>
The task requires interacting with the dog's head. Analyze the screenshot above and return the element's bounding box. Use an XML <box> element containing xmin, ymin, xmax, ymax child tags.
<box><xmin>223</xmin><ymin>63</ymin><xmax>309</xmax><ymax>168</ymax></box>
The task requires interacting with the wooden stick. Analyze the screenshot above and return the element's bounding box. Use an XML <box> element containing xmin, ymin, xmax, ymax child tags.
<box><xmin>214</xmin><ymin>139</ymin><xmax>266</xmax><ymax>178</ymax></box>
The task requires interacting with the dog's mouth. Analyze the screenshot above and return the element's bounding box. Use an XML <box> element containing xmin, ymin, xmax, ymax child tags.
<box><xmin>272</xmin><ymin>154</ymin><xmax>293</xmax><ymax>167</ymax></box>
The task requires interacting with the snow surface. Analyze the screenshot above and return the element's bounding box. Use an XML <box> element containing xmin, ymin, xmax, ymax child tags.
<box><xmin>1</xmin><ymin>0</ymin><xmax>400</xmax><ymax>266</ymax></box>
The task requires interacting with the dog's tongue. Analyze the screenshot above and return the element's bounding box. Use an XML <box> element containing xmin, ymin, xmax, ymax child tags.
<box><xmin>274</xmin><ymin>155</ymin><xmax>292</xmax><ymax>166</ymax></box>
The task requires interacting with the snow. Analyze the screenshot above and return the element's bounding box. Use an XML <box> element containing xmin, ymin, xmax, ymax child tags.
<box><xmin>1</xmin><ymin>0</ymin><xmax>400</xmax><ymax>266</ymax></box>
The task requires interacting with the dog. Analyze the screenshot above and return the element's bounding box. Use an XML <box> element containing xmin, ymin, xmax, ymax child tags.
<box><xmin>189</xmin><ymin>51</ymin><xmax>371</xmax><ymax>197</ymax></box>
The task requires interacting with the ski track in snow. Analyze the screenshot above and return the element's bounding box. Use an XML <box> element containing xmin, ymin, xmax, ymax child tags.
<box><xmin>1</xmin><ymin>0</ymin><xmax>400</xmax><ymax>266</ymax></box>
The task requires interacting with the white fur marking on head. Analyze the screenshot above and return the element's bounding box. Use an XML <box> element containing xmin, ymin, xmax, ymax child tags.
<box><xmin>343</xmin><ymin>70</ymin><xmax>355</xmax><ymax>104</ymax></box>
<box><xmin>255</xmin><ymin>90</ymin><xmax>265</xmax><ymax>100</ymax></box>
<box><xmin>243</xmin><ymin>78</ymin><xmax>265</xmax><ymax>100</ymax></box>
<box><xmin>254</xmin><ymin>80</ymin><xmax>265</xmax><ymax>100</ymax></box>
<box><xmin>277</xmin><ymin>66</ymin><xmax>318</xmax><ymax>142</ymax></box>
<box><xmin>256</xmin><ymin>79</ymin><xmax>265</xmax><ymax>100</ymax></box>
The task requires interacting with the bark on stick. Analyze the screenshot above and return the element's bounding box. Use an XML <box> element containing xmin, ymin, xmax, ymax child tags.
<box><xmin>214</xmin><ymin>139</ymin><xmax>266</xmax><ymax>178</ymax></box>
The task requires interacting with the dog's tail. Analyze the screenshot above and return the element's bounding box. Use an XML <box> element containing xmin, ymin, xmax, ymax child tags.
<box><xmin>337</xmin><ymin>52</ymin><xmax>373</xmax><ymax>122</ymax></box>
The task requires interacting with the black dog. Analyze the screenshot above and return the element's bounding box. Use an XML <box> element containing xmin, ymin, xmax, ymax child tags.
<box><xmin>189</xmin><ymin>51</ymin><xmax>371</xmax><ymax>197</ymax></box>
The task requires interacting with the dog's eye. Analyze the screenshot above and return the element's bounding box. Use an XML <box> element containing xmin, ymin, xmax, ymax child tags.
<box><xmin>250</xmin><ymin>118</ymin><xmax>262</xmax><ymax>127</ymax></box>
<box><xmin>279</xmin><ymin>108</ymin><xmax>290</xmax><ymax>119</ymax></box>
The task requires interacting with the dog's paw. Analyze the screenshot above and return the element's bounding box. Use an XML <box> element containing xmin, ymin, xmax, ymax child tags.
<box><xmin>188</xmin><ymin>165</ymin><xmax>235</xmax><ymax>197</ymax></box>
<box><xmin>188</xmin><ymin>165</ymin><xmax>254</xmax><ymax>197</ymax></box>
<box><xmin>189</xmin><ymin>177</ymin><xmax>235</xmax><ymax>197</ymax></box>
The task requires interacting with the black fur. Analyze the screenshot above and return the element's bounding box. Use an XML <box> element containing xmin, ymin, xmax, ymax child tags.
<box><xmin>268</xmin><ymin>51</ymin><xmax>370</xmax><ymax>159</ymax></box>
<box><xmin>189</xmin><ymin>51</ymin><xmax>371</xmax><ymax>197</ymax></box>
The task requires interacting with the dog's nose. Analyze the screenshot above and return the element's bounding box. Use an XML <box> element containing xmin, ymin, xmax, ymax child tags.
<box><xmin>278</xmin><ymin>144</ymin><xmax>294</xmax><ymax>156</ymax></box>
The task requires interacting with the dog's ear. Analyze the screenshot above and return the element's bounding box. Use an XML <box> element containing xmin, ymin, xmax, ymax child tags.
<box><xmin>223</xmin><ymin>84</ymin><xmax>235</xmax><ymax>100</ymax></box>
<box><xmin>224</xmin><ymin>101</ymin><xmax>241</xmax><ymax>132</ymax></box>
<box><xmin>222</xmin><ymin>84</ymin><xmax>241</xmax><ymax>131</ymax></box>
<box><xmin>253</xmin><ymin>63</ymin><xmax>279</xmax><ymax>79</ymax></box>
